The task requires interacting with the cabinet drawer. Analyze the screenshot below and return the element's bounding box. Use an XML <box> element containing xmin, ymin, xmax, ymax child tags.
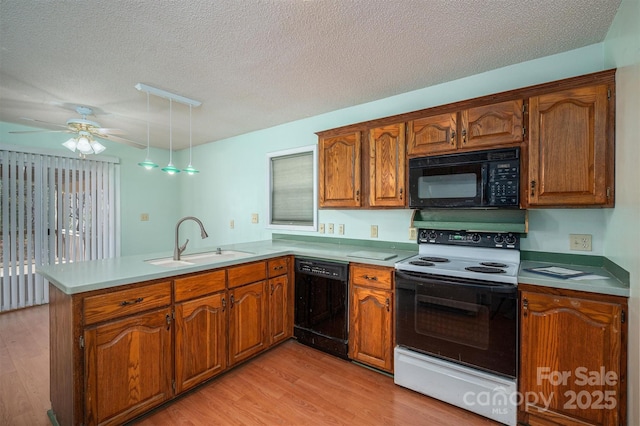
<box><xmin>174</xmin><ymin>270</ymin><xmax>226</xmax><ymax>302</ymax></box>
<box><xmin>267</xmin><ymin>257</ymin><xmax>289</xmax><ymax>278</ymax></box>
<box><xmin>228</xmin><ymin>261</ymin><xmax>266</xmax><ymax>288</ymax></box>
<box><xmin>350</xmin><ymin>264</ymin><xmax>393</xmax><ymax>290</ymax></box>
<box><xmin>84</xmin><ymin>281</ymin><xmax>171</xmax><ymax>325</ymax></box>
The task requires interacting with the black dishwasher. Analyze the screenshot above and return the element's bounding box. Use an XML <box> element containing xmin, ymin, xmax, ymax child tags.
<box><xmin>294</xmin><ymin>258</ymin><xmax>349</xmax><ymax>359</ymax></box>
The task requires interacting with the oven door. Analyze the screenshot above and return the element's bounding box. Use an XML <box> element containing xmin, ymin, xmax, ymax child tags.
<box><xmin>408</xmin><ymin>161</ymin><xmax>487</xmax><ymax>208</ymax></box>
<box><xmin>395</xmin><ymin>270</ymin><xmax>517</xmax><ymax>378</ymax></box>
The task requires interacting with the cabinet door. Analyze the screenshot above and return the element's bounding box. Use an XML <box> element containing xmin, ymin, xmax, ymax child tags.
<box><xmin>175</xmin><ymin>292</ymin><xmax>227</xmax><ymax>394</ymax></box>
<box><xmin>228</xmin><ymin>281</ymin><xmax>268</xmax><ymax>366</ymax></box>
<box><xmin>84</xmin><ymin>308</ymin><xmax>172</xmax><ymax>426</ymax></box>
<box><xmin>318</xmin><ymin>132</ymin><xmax>361</xmax><ymax>207</ymax></box>
<box><xmin>461</xmin><ymin>99</ymin><xmax>523</xmax><ymax>148</ymax></box>
<box><xmin>407</xmin><ymin>112</ymin><xmax>457</xmax><ymax>156</ymax></box>
<box><xmin>368</xmin><ymin>123</ymin><xmax>406</xmax><ymax>207</ymax></box>
<box><xmin>528</xmin><ymin>84</ymin><xmax>612</xmax><ymax>206</ymax></box>
<box><xmin>268</xmin><ymin>274</ymin><xmax>290</xmax><ymax>345</ymax></box>
<box><xmin>520</xmin><ymin>291</ymin><xmax>623</xmax><ymax>425</ymax></box>
<box><xmin>349</xmin><ymin>286</ymin><xmax>393</xmax><ymax>372</ymax></box>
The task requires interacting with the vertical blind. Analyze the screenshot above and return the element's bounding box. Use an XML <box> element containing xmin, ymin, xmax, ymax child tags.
<box><xmin>0</xmin><ymin>147</ymin><xmax>119</xmax><ymax>312</ymax></box>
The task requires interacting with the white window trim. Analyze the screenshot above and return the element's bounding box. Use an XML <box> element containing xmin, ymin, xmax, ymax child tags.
<box><xmin>266</xmin><ymin>144</ymin><xmax>317</xmax><ymax>231</ymax></box>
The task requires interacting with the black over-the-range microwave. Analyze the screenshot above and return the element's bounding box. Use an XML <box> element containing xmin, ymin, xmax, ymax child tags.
<box><xmin>408</xmin><ymin>147</ymin><xmax>520</xmax><ymax>209</ymax></box>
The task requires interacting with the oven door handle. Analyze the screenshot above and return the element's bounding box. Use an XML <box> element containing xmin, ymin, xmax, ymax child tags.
<box><xmin>395</xmin><ymin>270</ymin><xmax>516</xmax><ymax>293</ymax></box>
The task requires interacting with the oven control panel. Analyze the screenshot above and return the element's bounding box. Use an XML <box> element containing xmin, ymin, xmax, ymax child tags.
<box><xmin>418</xmin><ymin>229</ymin><xmax>519</xmax><ymax>249</ymax></box>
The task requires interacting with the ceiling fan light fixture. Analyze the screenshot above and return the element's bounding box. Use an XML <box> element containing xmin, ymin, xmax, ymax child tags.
<box><xmin>76</xmin><ymin>135</ymin><xmax>93</xmax><ymax>155</ymax></box>
<box><xmin>62</xmin><ymin>137</ymin><xmax>77</xmax><ymax>152</ymax></box>
<box><xmin>90</xmin><ymin>140</ymin><xmax>106</xmax><ymax>154</ymax></box>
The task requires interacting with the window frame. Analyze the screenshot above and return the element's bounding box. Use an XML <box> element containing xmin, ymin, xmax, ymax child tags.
<box><xmin>266</xmin><ymin>144</ymin><xmax>317</xmax><ymax>231</ymax></box>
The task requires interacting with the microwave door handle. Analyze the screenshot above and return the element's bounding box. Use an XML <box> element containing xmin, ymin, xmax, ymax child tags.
<box><xmin>481</xmin><ymin>165</ymin><xmax>488</xmax><ymax>205</ymax></box>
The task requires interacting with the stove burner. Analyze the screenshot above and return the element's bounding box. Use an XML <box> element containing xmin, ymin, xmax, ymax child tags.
<box><xmin>419</xmin><ymin>256</ymin><xmax>450</xmax><ymax>263</ymax></box>
<box><xmin>465</xmin><ymin>266</ymin><xmax>506</xmax><ymax>274</ymax></box>
<box><xmin>480</xmin><ymin>262</ymin><xmax>507</xmax><ymax>268</ymax></box>
<box><xmin>410</xmin><ymin>260</ymin><xmax>435</xmax><ymax>267</ymax></box>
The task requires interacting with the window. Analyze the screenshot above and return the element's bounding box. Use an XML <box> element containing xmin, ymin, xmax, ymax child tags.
<box><xmin>267</xmin><ymin>145</ymin><xmax>317</xmax><ymax>231</ymax></box>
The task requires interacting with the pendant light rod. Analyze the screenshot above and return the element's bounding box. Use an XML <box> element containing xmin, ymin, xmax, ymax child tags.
<box><xmin>135</xmin><ymin>83</ymin><xmax>201</xmax><ymax>107</ymax></box>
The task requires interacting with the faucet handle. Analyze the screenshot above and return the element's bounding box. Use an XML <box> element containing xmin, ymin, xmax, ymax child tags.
<box><xmin>178</xmin><ymin>239</ymin><xmax>190</xmax><ymax>255</ymax></box>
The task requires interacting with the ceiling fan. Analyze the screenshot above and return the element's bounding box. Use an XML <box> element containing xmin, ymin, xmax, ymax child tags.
<box><xmin>10</xmin><ymin>106</ymin><xmax>145</xmax><ymax>154</ymax></box>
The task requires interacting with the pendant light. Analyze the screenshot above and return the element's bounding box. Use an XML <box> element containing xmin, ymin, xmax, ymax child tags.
<box><xmin>138</xmin><ymin>91</ymin><xmax>158</xmax><ymax>170</ymax></box>
<box><xmin>162</xmin><ymin>99</ymin><xmax>180</xmax><ymax>174</ymax></box>
<box><xmin>182</xmin><ymin>105</ymin><xmax>199</xmax><ymax>175</ymax></box>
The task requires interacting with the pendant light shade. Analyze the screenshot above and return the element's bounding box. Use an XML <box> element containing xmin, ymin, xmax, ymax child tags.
<box><xmin>162</xmin><ymin>99</ymin><xmax>180</xmax><ymax>174</ymax></box>
<box><xmin>183</xmin><ymin>105</ymin><xmax>199</xmax><ymax>175</ymax></box>
<box><xmin>138</xmin><ymin>92</ymin><xmax>158</xmax><ymax>170</ymax></box>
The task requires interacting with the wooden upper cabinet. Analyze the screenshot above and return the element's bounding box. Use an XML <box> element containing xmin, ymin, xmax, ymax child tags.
<box><xmin>318</xmin><ymin>132</ymin><xmax>362</xmax><ymax>207</ymax></box>
<box><xmin>368</xmin><ymin>123</ymin><xmax>406</xmax><ymax>207</ymax></box>
<box><xmin>407</xmin><ymin>112</ymin><xmax>457</xmax><ymax>155</ymax></box>
<box><xmin>527</xmin><ymin>84</ymin><xmax>613</xmax><ymax>207</ymax></box>
<box><xmin>462</xmin><ymin>99</ymin><xmax>523</xmax><ymax>148</ymax></box>
<box><xmin>408</xmin><ymin>99</ymin><xmax>523</xmax><ymax>157</ymax></box>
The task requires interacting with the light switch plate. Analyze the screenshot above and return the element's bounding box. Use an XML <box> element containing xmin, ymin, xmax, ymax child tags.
<box><xmin>319</xmin><ymin>223</ymin><xmax>325</xmax><ymax>234</ymax></box>
<box><xmin>251</xmin><ymin>213</ymin><xmax>259</xmax><ymax>224</ymax></box>
<box><xmin>371</xmin><ymin>225</ymin><xmax>378</xmax><ymax>238</ymax></box>
<box><xmin>409</xmin><ymin>227</ymin><xmax>417</xmax><ymax>240</ymax></box>
<box><xmin>140</xmin><ymin>213</ymin><xmax>149</xmax><ymax>222</ymax></box>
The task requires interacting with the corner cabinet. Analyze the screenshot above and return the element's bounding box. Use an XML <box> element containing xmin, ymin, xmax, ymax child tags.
<box><xmin>518</xmin><ymin>284</ymin><xmax>627</xmax><ymax>426</ymax></box>
<box><xmin>348</xmin><ymin>263</ymin><xmax>394</xmax><ymax>372</ymax></box>
<box><xmin>527</xmin><ymin>81</ymin><xmax>615</xmax><ymax>207</ymax></box>
<box><xmin>407</xmin><ymin>99</ymin><xmax>524</xmax><ymax>157</ymax></box>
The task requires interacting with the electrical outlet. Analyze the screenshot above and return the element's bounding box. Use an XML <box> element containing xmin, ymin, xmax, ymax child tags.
<box><xmin>328</xmin><ymin>223</ymin><xmax>334</xmax><ymax>234</ymax></box>
<box><xmin>569</xmin><ymin>234</ymin><xmax>592</xmax><ymax>251</ymax></box>
<box><xmin>409</xmin><ymin>227</ymin><xmax>417</xmax><ymax>240</ymax></box>
<box><xmin>338</xmin><ymin>224</ymin><xmax>344</xmax><ymax>235</ymax></box>
<box><xmin>229</xmin><ymin>220</ymin><xmax>234</xmax><ymax>229</ymax></box>
<box><xmin>371</xmin><ymin>225</ymin><xmax>378</xmax><ymax>238</ymax></box>
<box><xmin>140</xmin><ymin>213</ymin><xmax>149</xmax><ymax>222</ymax></box>
<box><xmin>251</xmin><ymin>213</ymin><xmax>259</xmax><ymax>224</ymax></box>
<box><xmin>319</xmin><ymin>223</ymin><xmax>325</xmax><ymax>234</ymax></box>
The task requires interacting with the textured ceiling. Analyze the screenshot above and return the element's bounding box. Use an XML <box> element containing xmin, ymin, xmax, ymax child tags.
<box><xmin>0</xmin><ymin>0</ymin><xmax>621</xmax><ymax>150</ymax></box>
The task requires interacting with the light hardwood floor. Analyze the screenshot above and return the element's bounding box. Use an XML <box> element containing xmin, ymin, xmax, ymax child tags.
<box><xmin>0</xmin><ymin>305</ymin><xmax>499</xmax><ymax>425</ymax></box>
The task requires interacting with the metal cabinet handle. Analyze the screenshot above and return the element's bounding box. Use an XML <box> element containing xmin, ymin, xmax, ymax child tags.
<box><xmin>462</xmin><ymin>129</ymin><xmax>467</xmax><ymax>144</ymax></box>
<box><xmin>523</xmin><ymin>298</ymin><xmax>528</xmax><ymax>317</ymax></box>
<box><xmin>230</xmin><ymin>295</ymin><xmax>235</xmax><ymax>308</ymax></box>
<box><xmin>271</xmin><ymin>284</ymin><xmax>275</xmax><ymax>295</ymax></box>
<box><xmin>364</xmin><ymin>275</ymin><xmax>378</xmax><ymax>281</ymax></box>
<box><xmin>399</xmin><ymin>187</ymin><xmax>403</xmax><ymax>200</ymax></box>
<box><xmin>451</xmin><ymin>130</ymin><xmax>456</xmax><ymax>145</ymax></box>
<box><xmin>120</xmin><ymin>297</ymin><xmax>143</xmax><ymax>306</ymax></box>
<box><xmin>356</xmin><ymin>190</ymin><xmax>360</xmax><ymax>202</ymax></box>
<box><xmin>165</xmin><ymin>313</ymin><xmax>171</xmax><ymax>330</ymax></box>
<box><xmin>530</xmin><ymin>180</ymin><xmax>536</xmax><ymax>196</ymax></box>
<box><xmin>385</xmin><ymin>298</ymin><xmax>390</xmax><ymax>312</ymax></box>
<box><xmin>222</xmin><ymin>297</ymin><xmax>226</xmax><ymax>312</ymax></box>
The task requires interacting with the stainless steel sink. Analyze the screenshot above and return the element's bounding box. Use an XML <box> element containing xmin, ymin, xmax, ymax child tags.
<box><xmin>146</xmin><ymin>250</ymin><xmax>253</xmax><ymax>267</ymax></box>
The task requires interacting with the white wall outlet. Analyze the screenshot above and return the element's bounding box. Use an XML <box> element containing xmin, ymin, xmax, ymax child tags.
<box><xmin>328</xmin><ymin>223</ymin><xmax>334</xmax><ymax>234</ymax></box>
<box><xmin>338</xmin><ymin>224</ymin><xmax>344</xmax><ymax>235</ymax></box>
<box><xmin>569</xmin><ymin>234</ymin><xmax>592</xmax><ymax>251</ymax></box>
<box><xmin>140</xmin><ymin>213</ymin><xmax>149</xmax><ymax>222</ymax></box>
<box><xmin>251</xmin><ymin>213</ymin><xmax>259</xmax><ymax>224</ymax></box>
<box><xmin>409</xmin><ymin>227</ymin><xmax>417</xmax><ymax>240</ymax></box>
<box><xmin>319</xmin><ymin>223</ymin><xmax>325</xmax><ymax>234</ymax></box>
<box><xmin>230</xmin><ymin>220</ymin><xmax>234</xmax><ymax>229</ymax></box>
<box><xmin>371</xmin><ymin>225</ymin><xmax>378</xmax><ymax>238</ymax></box>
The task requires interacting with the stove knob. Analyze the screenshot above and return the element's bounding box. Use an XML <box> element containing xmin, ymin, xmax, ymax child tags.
<box><xmin>419</xmin><ymin>230</ymin><xmax>429</xmax><ymax>240</ymax></box>
<box><xmin>494</xmin><ymin>235</ymin><xmax>504</xmax><ymax>244</ymax></box>
<box><xmin>471</xmin><ymin>233</ymin><xmax>481</xmax><ymax>242</ymax></box>
<box><xmin>428</xmin><ymin>231</ymin><xmax>438</xmax><ymax>240</ymax></box>
<box><xmin>505</xmin><ymin>234</ymin><xmax>517</xmax><ymax>245</ymax></box>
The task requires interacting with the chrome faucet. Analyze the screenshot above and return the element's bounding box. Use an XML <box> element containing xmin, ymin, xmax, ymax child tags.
<box><xmin>174</xmin><ymin>216</ymin><xmax>209</xmax><ymax>260</ymax></box>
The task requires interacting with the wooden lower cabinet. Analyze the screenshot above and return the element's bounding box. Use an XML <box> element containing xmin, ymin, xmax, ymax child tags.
<box><xmin>518</xmin><ymin>285</ymin><xmax>627</xmax><ymax>426</ymax></box>
<box><xmin>174</xmin><ymin>292</ymin><xmax>227</xmax><ymax>394</ymax></box>
<box><xmin>84</xmin><ymin>307</ymin><xmax>173</xmax><ymax>426</ymax></box>
<box><xmin>268</xmin><ymin>274</ymin><xmax>290</xmax><ymax>345</ymax></box>
<box><xmin>348</xmin><ymin>264</ymin><xmax>394</xmax><ymax>373</ymax></box>
<box><xmin>228</xmin><ymin>280</ymin><xmax>268</xmax><ymax>366</ymax></box>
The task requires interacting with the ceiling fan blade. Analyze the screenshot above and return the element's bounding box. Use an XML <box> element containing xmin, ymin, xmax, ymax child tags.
<box><xmin>94</xmin><ymin>127</ymin><xmax>126</xmax><ymax>136</ymax></box>
<box><xmin>97</xmin><ymin>133</ymin><xmax>146</xmax><ymax>149</ymax></box>
<box><xmin>20</xmin><ymin>117</ymin><xmax>70</xmax><ymax>130</ymax></box>
<box><xmin>9</xmin><ymin>129</ymin><xmax>69</xmax><ymax>134</ymax></box>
